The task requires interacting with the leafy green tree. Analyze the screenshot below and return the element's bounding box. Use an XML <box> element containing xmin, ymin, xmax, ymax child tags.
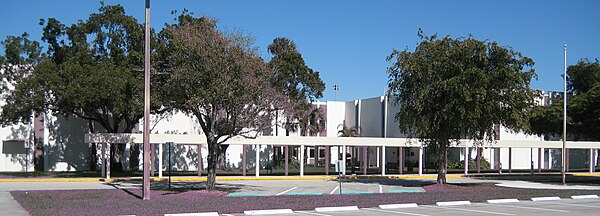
<box><xmin>267</xmin><ymin>37</ymin><xmax>326</xmax><ymax>135</ymax></box>
<box><xmin>267</xmin><ymin>37</ymin><xmax>325</xmax><ymax>103</ymax></box>
<box><xmin>267</xmin><ymin>38</ymin><xmax>325</xmax><ymax>166</ymax></box>
<box><xmin>159</xmin><ymin>14</ymin><xmax>282</xmax><ymax>190</ymax></box>
<box><xmin>0</xmin><ymin>33</ymin><xmax>44</xmax><ymax>123</ymax></box>
<box><xmin>1</xmin><ymin>4</ymin><xmax>161</xmax><ymax>172</ymax></box>
<box><xmin>528</xmin><ymin>59</ymin><xmax>600</xmax><ymax>167</ymax></box>
<box><xmin>387</xmin><ymin>30</ymin><xmax>536</xmax><ymax>184</ymax></box>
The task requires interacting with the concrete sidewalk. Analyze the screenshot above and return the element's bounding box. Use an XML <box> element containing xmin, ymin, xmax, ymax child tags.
<box><xmin>0</xmin><ymin>192</ymin><xmax>30</xmax><ymax>216</ymax></box>
<box><xmin>0</xmin><ymin>174</ymin><xmax>465</xmax><ymax>183</ymax></box>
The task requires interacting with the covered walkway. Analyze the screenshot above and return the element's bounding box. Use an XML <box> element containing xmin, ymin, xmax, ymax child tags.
<box><xmin>85</xmin><ymin>133</ymin><xmax>600</xmax><ymax>179</ymax></box>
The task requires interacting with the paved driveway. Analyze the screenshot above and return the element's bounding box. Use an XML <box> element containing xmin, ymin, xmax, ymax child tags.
<box><xmin>223</xmin><ymin>197</ymin><xmax>600</xmax><ymax>216</ymax></box>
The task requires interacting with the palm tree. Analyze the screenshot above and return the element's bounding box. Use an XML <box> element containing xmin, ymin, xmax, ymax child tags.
<box><xmin>338</xmin><ymin>125</ymin><xmax>360</xmax><ymax>174</ymax></box>
<box><xmin>337</xmin><ymin>125</ymin><xmax>359</xmax><ymax>137</ymax></box>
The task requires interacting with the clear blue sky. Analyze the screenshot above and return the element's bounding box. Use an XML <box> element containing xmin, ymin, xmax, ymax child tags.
<box><xmin>1</xmin><ymin>1</ymin><xmax>599</xmax><ymax>101</ymax></box>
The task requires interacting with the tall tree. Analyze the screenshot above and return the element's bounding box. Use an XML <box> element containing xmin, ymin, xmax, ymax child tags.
<box><xmin>1</xmin><ymin>4</ymin><xmax>161</xmax><ymax>172</ymax></box>
<box><xmin>387</xmin><ymin>30</ymin><xmax>536</xmax><ymax>184</ymax></box>
<box><xmin>267</xmin><ymin>37</ymin><xmax>325</xmax><ymax>103</ymax></box>
<box><xmin>267</xmin><ymin>38</ymin><xmax>326</xmax><ymax>166</ymax></box>
<box><xmin>0</xmin><ymin>34</ymin><xmax>45</xmax><ymax>170</ymax></box>
<box><xmin>267</xmin><ymin>37</ymin><xmax>325</xmax><ymax>134</ymax></box>
<box><xmin>159</xmin><ymin>14</ymin><xmax>283</xmax><ymax>190</ymax></box>
<box><xmin>0</xmin><ymin>33</ymin><xmax>44</xmax><ymax>122</ymax></box>
<box><xmin>528</xmin><ymin>59</ymin><xmax>600</xmax><ymax>167</ymax></box>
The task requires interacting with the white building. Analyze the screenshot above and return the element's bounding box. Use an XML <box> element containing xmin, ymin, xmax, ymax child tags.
<box><xmin>1</xmin><ymin>93</ymin><xmax>598</xmax><ymax>175</ymax></box>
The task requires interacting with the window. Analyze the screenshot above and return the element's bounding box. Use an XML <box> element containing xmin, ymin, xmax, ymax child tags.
<box><xmin>2</xmin><ymin>140</ymin><xmax>26</xmax><ymax>154</ymax></box>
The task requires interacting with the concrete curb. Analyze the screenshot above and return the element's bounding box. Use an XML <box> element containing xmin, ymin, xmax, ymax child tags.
<box><xmin>379</xmin><ymin>203</ymin><xmax>419</xmax><ymax>209</ymax></box>
<box><xmin>571</xmin><ymin>195</ymin><xmax>598</xmax><ymax>199</ymax></box>
<box><xmin>315</xmin><ymin>206</ymin><xmax>359</xmax><ymax>212</ymax></box>
<box><xmin>531</xmin><ymin>196</ymin><xmax>561</xmax><ymax>201</ymax></box>
<box><xmin>0</xmin><ymin>174</ymin><xmax>464</xmax><ymax>183</ymax></box>
<box><xmin>436</xmin><ymin>201</ymin><xmax>471</xmax><ymax>206</ymax></box>
<box><xmin>487</xmin><ymin>199</ymin><xmax>520</xmax><ymax>203</ymax></box>
<box><xmin>0</xmin><ymin>178</ymin><xmax>103</xmax><ymax>183</ymax></box>
<box><xmin>243</xmin><ymin>209</ymin><xmax>294</xmax><ymax>215</ymax></box>
<box><xmin>572</xmin><ymin>173</ymin><xmax>600</xmax><ymax>177</ymax></box>
<box><xmin>164</xmin><ymin>212</ymin><xmax>219</xmax><ymax>216</ymax></box>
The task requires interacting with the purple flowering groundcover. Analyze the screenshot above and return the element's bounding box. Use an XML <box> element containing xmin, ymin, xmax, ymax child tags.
<box><xmin>11</xmin><ymin>184</ymin><xmax>600</xmax><ymax>216</ymax></box>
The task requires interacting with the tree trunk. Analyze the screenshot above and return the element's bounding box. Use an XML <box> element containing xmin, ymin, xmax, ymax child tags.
<box><xmin>218</xmin><ymin>144</ymin><xmax>229</xmax><ymax>170</ymax></box>
<box><xmin>88</xmin><ymin>121</ymin><xmax>97</xmax><ymax>171</ymax></box>
<box><xmin>110</xmin><ymin>144</ymin><xmax>125</xmax><ymax>172</ymax></box>
<box><xmin>206</xmin><ymin>136</ymin><xmax>219</xmax><ymax>190</ymax></box>
<box><xmin>436</xmin><ymin>142</ymin><xmax>448</xmax><ymax>184</ymax></box>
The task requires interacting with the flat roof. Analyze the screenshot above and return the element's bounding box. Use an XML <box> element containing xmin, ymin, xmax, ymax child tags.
<box><xmin>84</xmin><ymin>133</ymin><xmax>600</xmax><ymax>149</ymax></box>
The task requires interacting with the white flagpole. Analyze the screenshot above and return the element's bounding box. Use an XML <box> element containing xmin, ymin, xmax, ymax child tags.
<box><xmin>562</xmin><ymin>44</ymin><xmax>567</xmax><ymax>186</ymax></box>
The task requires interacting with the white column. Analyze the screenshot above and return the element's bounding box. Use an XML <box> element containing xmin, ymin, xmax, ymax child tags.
<box><xmin>489</xmin><ymin>148</ymin><xmax>494</xmax><ymax>171</ymax></box>
<box><xmin>548</xmin><ymin>149</ymin><xmax>553</xmax><ymax>169</ymax></box>
<box><xmin>158</xmin><ymin>143</ymin><xmax>163</xmax><ymax>178</ymax></box>
<box><xmin>418</xmin><ymin>146</ymin><xmax>423</xmax><ymax>176</ymax></box>
<box><xmin>375</xmin><ymin>147</ymin><xmax>381</xmax><ymax>167</ymax></box>
<box><xmin>590</xmin><ymin>149</ymin><xmax>594</xmax><ymax>173</ymax></box>
<box><xmin>101</xmin><ymin>143</ymin><xmax>106</xmax><ymax>178</ymax></box>
<box><xmin>381</xmin><ymin>146</ymin><xmax>386</xmax><ymax>176</ymax></box>
<box><xmin>43</xmin><ymin>112</ymin><xmax>49</xmax><ymax>171</ymax></box>
<box><xmin>255</xmin><ymin>144</ymin><xmax>260</xmax><ymax>177</ymax></box>
<box><xmin>106</xmin><ymin>143</ymin><xmax>111</xmax><ymax>179</ymax></box>
<box><xmin>342</xmin><ymin>145</ymin><xmax>347</xmax><ymax>176</ymax></box>
<box><xmin>300</xmin><ymin>145</ymin><xmax>305</xmax><ymax>177</ymax></box>
<box><xmin>464</xmin><ymin>147</ymin><xmax>469</xmax><ymax>176</ymax></box>
<box><xmin>316</xmin><ymin>146</ymin><xmax>320</xmax><ymax>166</ymax></box>
<box><xmin>538</xmin><ymin>148</ymin><xmax>543</xmax><ymax>174</ymax></box>
<box><xmin>124</xmin><ymin>142</ymin><xmax>131</xmax><ymax>171</ymax></box>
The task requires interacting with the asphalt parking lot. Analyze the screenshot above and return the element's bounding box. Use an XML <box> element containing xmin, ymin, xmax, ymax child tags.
<box><xmin>224</xmin><ymin>179</ymin><xmax>426</xmax><ymax>196</ymax></box>
<box><xmin>223</xmin><ymin>197</ymin><xmax>600</xmax><ymax>216</ymax></box>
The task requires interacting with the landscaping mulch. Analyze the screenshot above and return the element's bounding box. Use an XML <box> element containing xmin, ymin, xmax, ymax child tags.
<box><xmin>11</xmin><ymin>183</ymin><xmax>600</xmax><ymax>216</ymax></box>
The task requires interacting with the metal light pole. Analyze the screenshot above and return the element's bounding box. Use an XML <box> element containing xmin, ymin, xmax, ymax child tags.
<box><xmin>143</xmin><ymin>0</ymin><xmax>151</xmax><ymax>200</ymax></box>
<box><xmin>332</xmin><ymin>84</ymin><xmax>340</xmax><ymax>101</ymax></box>
<box><xmin>562</xmin><ymin>44</ymin><xmax>567</xmax><ymax>186</ymax></box>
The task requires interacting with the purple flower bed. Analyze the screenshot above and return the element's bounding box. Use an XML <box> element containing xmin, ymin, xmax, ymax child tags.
<box><xmin>11</xmin><ymin>184</ymin><xmax>600</xmax><ymax>216</ymax></box>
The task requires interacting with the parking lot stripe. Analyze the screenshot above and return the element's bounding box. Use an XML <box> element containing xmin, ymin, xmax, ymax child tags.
<box><xmin>287</xmin><ymin>192</ymin><xmax>323</xmax><ymax>195</ymax></box>
<box><xmin>388</xmin><ymin>189</ymin><xmax>423</xmax><ymax>193</ymax></box>
<box><xmin>276</xmin><ymin>186</ymin><xmax>298</xmax><ymax>195</ymax></box>
<box><xmin>428</xmin><ymin>206</ymin><xmax>515</xmax><ymax>215</ymax></box>
<box><xmin>546</xmin><ymin>202</ymin><xmax>600</xmax><ymax>209</ymax></box>
<box><xmin>379</xmin><ymin>185</ymin><xmax>383</xmax><ymax>193</ymax></box>
<box><xmin>341</xmin><ymin>191</ymin><xmax>373</xmax><ymax>194</ymax></box>
<box><xmin>295</xmin><ymin>211</ymin><xmax>331</xmax><ymax>216</ymax></box>
<box><xmin>364</xmin><ymin>208</ymin><xmax>431</xmax><ymax>216</ymax></box>
<box><xmin>329</xmin><ymin>186</ymin><xmax>339</xmax><ymax>194</ymax></box>
<box><xmin>487</xmin><ymin>203</ymin><xmax>570</xmax><ymax>213</ymax></box>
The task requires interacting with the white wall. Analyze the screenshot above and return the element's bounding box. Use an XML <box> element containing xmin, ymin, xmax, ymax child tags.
<box><xmin>45</xmin><ymin>113</ymin><xmax>90</xmax><ymax>171</ymax></box>
<box><xmin>359</xmin><ymin>97</ymin><xmax>383</xmax><ymax>138</ymax></box>
<box><xmin>326</xmin><ymin>101</ymin><xmax>346</xmax><ymax>137</ymax></box>
<box><xmin>0</xmin><ymin>124</ymin><xmax>32</xmax><ymax>172</ymax></box>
